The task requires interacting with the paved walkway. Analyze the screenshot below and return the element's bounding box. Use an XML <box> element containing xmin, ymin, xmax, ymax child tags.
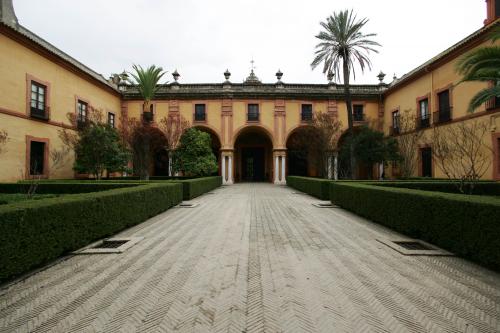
<box><xmin>1</xmin><ymin>184</ymin><xmax>499</xmax><ymax>333</ymax></box>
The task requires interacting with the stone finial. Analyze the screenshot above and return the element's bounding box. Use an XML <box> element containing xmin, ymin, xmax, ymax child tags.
<box><xmin>0</xmin><ymin>0</ymin><xmax>19</xmax><ymax>28</ymax></box>
<box><xmin>224</xmin><ymin>69</ymin><xmax>231</xmax><ymax>81</ymax></box>
<box><xmin>276</xmin><ymin>69</ymin><xmax>283</xmax><ymax>82</ymax></box>
<box><xmin>244</xmin><ymin>69</ymin><xmax>261</xmax><ymax>84</ymax></box>
<box><xmin>392</xmin><ymin>73</ymin><xmax>397</xmax><ymax>81</ymax></box>
<box><xmin>377</xmin><ymin>71</ymin><xmax>386</xmax><ymax>84</ymax></box>
<box><xmin>172</xmin><ymin>69</ymin><xmax>180</xmax><ymax>82</ymax></box>
<box><xmin>327</xmin><ymin>70</ymin><xmax>335</xmax><ymax>83</ymax></box>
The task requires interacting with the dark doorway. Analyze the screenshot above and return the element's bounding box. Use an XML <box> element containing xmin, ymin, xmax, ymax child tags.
<box><xmin>242</xmin><ymin>147</ymin><xmax>265</xmax><ymax>181</ymax></box>
<box><xmin>421</xmin><ymin>147</ymin><xmax>432</xmax><ymax>177</ymax></box>
<box><xmin>154</xmin><ymin>149</ymin><xmax>169</xmax><ymax>176</ymax></box>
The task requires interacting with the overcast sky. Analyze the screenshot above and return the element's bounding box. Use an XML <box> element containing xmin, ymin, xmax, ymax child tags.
<box><xmin>14</xmin><ymin>0</ymin><xmax>484</xmax><ymax>85</ymax></box>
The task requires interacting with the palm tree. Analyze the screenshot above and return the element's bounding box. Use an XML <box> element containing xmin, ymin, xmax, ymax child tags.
<box><xmin>456</xmin><ymin>25</ymin><xmax>500</xmax><ymax>112</ymax></box>
<box><xmin>311</xmin><ymin>10</ymin><xmax>380</xmax><ymax>179</ymax></box>
<box><xmin>128</xmin><ymin>64</ymin><xmax>166</xmax><ymax>180</ymax></box>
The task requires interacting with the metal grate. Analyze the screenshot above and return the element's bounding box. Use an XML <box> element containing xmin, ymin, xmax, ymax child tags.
<box><xmin>93</xmin><ymin>240</ymin><xmax>128</xmax><ymax>249</ymax></box>
<box><xmin>393</xmin><ymin>241</ymin><xmax>433</xmax><ymax>251</ymax></box>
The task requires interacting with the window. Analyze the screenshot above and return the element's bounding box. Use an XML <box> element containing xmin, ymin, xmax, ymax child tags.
<box><xmin>418</xmin><ymin>98</ymin><xmax>430</xmax><ymax>128</ymax></box>
<box><xmin>301</xmin><ymin>104</ymin><xmax>313</xmax><ymax>121</ymax></box>
<box><xmin>437</xmin><ymin>90</ymin><xmax>451</xmax><ymax>122</ymax></box>
<box><xmin>29</xmin><ymin>141</ymin><xmax>45</xmax><ymax>175</ymax></box>
<box><xmin>77</xmin><ymin>100</ymin><xmax>88</xmax><ymax>122</ymax></box>
<box><xmin>30</xmin><ymin>82</ymin><xmax>47</xmax><ymax>119</ymax></box>
<box><xmin>420</xmin><ymin>147</ymin><xmax>432</xmax><ymax>177</ymax></box>
<box><xmin>108</xmin><ymin>112</ymin><xmax>115</xmax><ymax>128</ymax></box>
<box><xmin>495</xmin><ymin>81</ymin><xmax>500</xmax><ymax>108</ymax></box>
<box><xmin>194</xmin><ymin>104</ymin><xmax>206</xmax><ymax>121</ymax></box>
<box><xmin>391</xmin><ymin>110</ymin><xmax>400</xmax><ymax>134</ymax></box>
<box><xmin>353</xmin><ymin>104</ymin><xmax>364</xmax><ymax>121</ymax></box>
<box><xmin>248</xmin><ymin>104</ymin><xmax>259</xmax><ymax>121</ymax></box>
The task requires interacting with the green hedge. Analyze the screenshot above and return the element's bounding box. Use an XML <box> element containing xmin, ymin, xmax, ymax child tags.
<box><xmin>330</xmin><ymin>182</ymin><xmax>500</xmax><ymax>271</ymax></box>
<box><xmin>286</xmin><ymin>176</ymin><xmax>332</xmax><ymax>200</ymax></box>
<box><xmin>178</xmin><ymin>176</ymin><xmax>222</xmax><ymax>200</ymax></box>
<box><xmin>373</xmin><ymin>181</ymin><xmax>500</xmax><ymax>196</ymax></box>
<box><xmin>0</xmin><ymin>182</ymin><xmax>183</xmax><ymax>282</ymax></box>
<box><xmin>1</xmin><ymin>182</ymin><xmax>139</xmax><ymax>194</ymax></box>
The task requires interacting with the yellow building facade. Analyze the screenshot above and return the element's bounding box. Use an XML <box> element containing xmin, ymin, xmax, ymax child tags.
<box><xmin>0</xmin><ymin>0</ymin><xmax>499</xmax><ymax>183</ymax></box>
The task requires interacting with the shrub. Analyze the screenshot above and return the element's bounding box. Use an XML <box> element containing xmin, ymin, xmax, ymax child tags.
<box><xmin>0</xmin><ymin>182</ymin><xmax>182</xmax><ymax>282</ymax></box>
<box><xmin>178</xmin><ymin>176</ymin><xmax>222</xmax><ymax>200</ymax></box>
<box><xmin>373</xmin><ymin>181</ymin><xmax>500</xmax><ymax>196</ymax></box>
<box><xmin>287</xmin><ymin>176</ymin><xmax>331</xmax><ymax>200</ymax></box>
<box><xmin>330</xmin><ymin>182</ymin><xmax>500</xmax><ymax>271</ymax></box>
<box><xmin>0</xmin><ymin>182</ymin><xmax>138</xmax><ymax>194</ymax></box>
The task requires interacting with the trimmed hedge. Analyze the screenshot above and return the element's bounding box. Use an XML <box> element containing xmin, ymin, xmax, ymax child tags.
<box><xmin>286</xmin><ymin>176</ymin><xmax>332</xmax><ymax>200</ymax></box>
<box><xmin>373</xmin><ymin>181</ymin><xmax>500</xmax><ymax>196</ymax></box>
<box><xmin>178</xmin><ymin>176</ymin><xmax>222</xmax><ymax>200</ymax></box>
<box><xmin>1</xmin><ymin>182</ymin><xmax>139</xmax><ymax>194</ymax></box>
<box><xmin>0</xmin><ymin>182</ymin><xmax>183</xmax><ymax>282</ymax></box>
<box><xmin>330</xmin><ymin>182</ymin><xmax>500</xmax><ymax>271</ymax></box>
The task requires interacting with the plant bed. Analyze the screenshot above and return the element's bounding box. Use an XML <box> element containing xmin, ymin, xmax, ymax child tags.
<box><xmin>330</xmin><ymin>182</ymin><xmax>500</xmax><ymax>271</ymax></box>
<box><xmin>0</xmin><ymin>182</ymin><xmax>183</xmax><ymax>283</ymax></box>
<box><xmin>286</xmin><ymin>176</ymin><xmax>332</xmax><ymax>200</ymax></box>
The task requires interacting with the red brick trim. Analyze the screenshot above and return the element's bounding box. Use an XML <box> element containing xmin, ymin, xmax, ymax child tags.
<box><xmin>26</xmin><ymin>73</ymin><xmax>51</xmax><ymax>119</ymax></box>
<box><xmin>25</xmin><ymin>135</ymin><xmax>50</xmax><ymax>179</ymax></box>
<box><xmin>493</xmin><ymin>132</ymin><xmax>500</xmax><ymax>180</ymax></box>
<box><xmin>416</xmin><ymin>94</ymin><xmax>431</xmax><ymax>119</ymax></box>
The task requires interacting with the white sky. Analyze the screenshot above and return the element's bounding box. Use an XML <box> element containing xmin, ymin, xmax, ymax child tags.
<box><xmin>14</xmin><ymin>0</ymin><xmax>485</xmax><ymax>85</ymax></box>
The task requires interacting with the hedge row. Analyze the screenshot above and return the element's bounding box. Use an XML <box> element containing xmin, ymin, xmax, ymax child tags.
<box><xmin>0</xmin><ymin>182</ymin><xmax>183</xmax><ymax>282</ymax></box>
<box><xmin>330</xmin><ymin>182</ymin><xmax>500</xmax><ymax>271</ymax></box>
<box><xmin>0</xmin><ymin>182</ymin><xmax>139</xmax><ymax>194</ymax></box>
<box><xmin>178</xmin><ymin>176</ymin><xmax>222</xmax><ymax>200</ymax></box>
<box><xmin>373</xmin><ymin>181</ymin><xmax>500</xmax><ymax>196</ymax></box>
<box><xmin>286</xmin><ymin>176</ymin><xmax>332</xmax><ymax>200</ymax></box>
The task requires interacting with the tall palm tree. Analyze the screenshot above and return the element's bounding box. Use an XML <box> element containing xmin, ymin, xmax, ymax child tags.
<box><xmin>128</xmin><ymin>64</ymin><xmax>166</xmax><ymax>180</ymax></box>
<box><xmin>311</xmin><ymin>10</ymin><xmax>380</xmax><ymax>179</ymax></box>
<box><xmin>129</xmin><ymin>64</ymin><xmax>166</xmax><ymax>116</ymax></box>
<box><xmin>456</xmin><ymin>25</ymin><xmax>500</xmax><ymax>112</ymax></box>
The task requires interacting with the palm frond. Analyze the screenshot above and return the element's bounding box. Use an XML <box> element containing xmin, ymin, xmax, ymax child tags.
<box><xmin>468</xmin><ymin>85</ymin><xmax>500</xmax><ymax>112</ymax></box>
<box><xmin>128</xmin><ymin>64</ymin><xmax>166</xmax><ymax>101</ymax></box>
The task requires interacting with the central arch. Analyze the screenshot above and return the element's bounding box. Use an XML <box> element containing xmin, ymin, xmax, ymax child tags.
<box><xmin>234</xmin><ymin>126</ymin><xmax>274</xmax><ymax>182</ymax></box>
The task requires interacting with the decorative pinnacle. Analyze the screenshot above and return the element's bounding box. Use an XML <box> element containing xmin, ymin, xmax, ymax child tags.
<box><xmin>172</xmin><ymin>69</ymin><xmax>180</xmax><ymax>82</ymax></box>
<box><xmin>276</xmin><ymin>69</ymin><xmax>283</xmax><ymax>82</ymax></box>
<box><xmin>377</xmin><ymin>71</ymin><xmax>386</xmax><ymax>84</ymax></box>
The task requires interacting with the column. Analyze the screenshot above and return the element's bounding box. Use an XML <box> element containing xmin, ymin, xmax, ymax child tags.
<box><xmin>274</xmin><ymin>155</ymin><xmax>279</xmax><ymax>184</ymax></box>
<box><xmin>280</xmin><ymin>154</ymin><xmax>286</xmax><ymax>185</ymax></box>
<box><xmin>327</xmin><ymin>154</ymin><xmax>333</xmax><ymax>179</ymax></box>
<box><xmin>227</xmin><ymin>155</ymin><xmax>233</xmax><ymax>184</ymax></box>
<box><xmin>379</xmin><ymin>161</ymin><xmax>384</xmax><ymax>180</ymax></box>
<box><xmin>334</xmin><ymin>153</ymin><xmax>338</xmax><ymax>180</ymax></box>
<box><xmin>221</xmin><ymin>154</ymin><xmax>227</xmax><ymax>184</ymax></box>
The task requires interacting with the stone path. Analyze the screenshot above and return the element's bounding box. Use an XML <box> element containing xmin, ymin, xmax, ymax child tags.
<box><xmin>0</xmin><ymin>183</ymin><xmax>499</xmax><ymax>333</ymax></box>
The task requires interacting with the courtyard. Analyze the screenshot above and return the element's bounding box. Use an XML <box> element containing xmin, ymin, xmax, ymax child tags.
<box><xmin>0</xmin><ymin>183</ymin><xmax>498</xmax><ymax>333</ymax></box>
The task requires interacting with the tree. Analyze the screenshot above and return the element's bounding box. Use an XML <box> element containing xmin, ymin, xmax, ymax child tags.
<box><xmin>311</xmin><ymin>10</ymin><xmax>380</xmax><ymax>179</ymax></box>
<box><xmin>0</xmin><ymin>130</ymin><xmax>8</xmax><ymax>155</ymax></box>
<box><xmin>127</xmin><ymin>64</ymin><xmax>167</xmax><ymax>180</ymax></box>
<box><xmin>60</xmin><ymin>108</ymin><xmax>129</xmax><ymax>180</ymax></box>
<box><xmin>456</xmin><ymin>25</ymin><xmax>500</xmax><ymax>112</ymax></box>
<box><xmin>431</xmin><ymin>120</ymin><xmax>491</xmax><ymax>194</ymax></box>
<box><xmin>173</xmin><ymin>128</ymin><xmax>218</xmax><ymax>177</ymax></box>
<box><xmin>158</xmin><ymin>115</ymin><xmax>190</xmax><ymax>176</ymax></box>
<box><xmin>396</xmin><ymin>109</ymin><xmax>426</xmax><ymax>178</ymax></box>
<box><xmin>339</xmin><ymin>126</ymin><xmax>399</xmax><ymax>179</ymax></box>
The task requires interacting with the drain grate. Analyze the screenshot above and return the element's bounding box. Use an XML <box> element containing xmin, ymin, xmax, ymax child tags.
<box><xmin>393</xmin><ymin>241</ymin><xmax>432</xmax><ymax>251</ymax></box>
<box><xmin>312</xmin><ymin>202</ymin><xmax>338</xmax><ymax>208</ymax></box>
<box><xmin>73</xmin><ymin>237</ymin><xmax>144</xmax><ymax>254</ymax></box>
<box><xmin>177</xmin><ymin>203</ymin><xmax>199</xmax><ymax>208</ymax></box>
<box><xmin>93</xmin><ymin>240</ymin><xmax>128</xmax><ymax>249</ymax></box>
<box><xmin>376</xmin><ymin>238</ymin><xmax>454</xmax><ymax>256</ymax></box>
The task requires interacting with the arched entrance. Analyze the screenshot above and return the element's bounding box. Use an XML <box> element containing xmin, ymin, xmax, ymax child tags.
<box><xmin>234</xmin><ymin>126</ymin><xmax>273</xmax><ymax>182</ymax></box>
<box><xmin>286</xmin><ymin>126</ymin><xmax>322</xmax><ymax>177</ymax></box>
<box><xmin>194</xmin><ymin>125</ymin><xmax>222</xmax><ymax>176</ymax></box>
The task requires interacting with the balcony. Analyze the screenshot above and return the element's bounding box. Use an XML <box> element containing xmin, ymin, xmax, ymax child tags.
<box><xmin>143</xmin><ymin>112</ymin><xmax>153</xmax><ymax>123</ymax></box>
<box><xmin>389</xmin><ymin>126</ymin><xmax>400</xmax><ymax>136</ymax></box>
<box><xmin>433</xmin><ymin>107</ymin><xmax>452</xmax><ymax>124</ymax></box>
<box><xmin>416</xmin><ymin>114</ymin><xmax>431</xmax><ymax>129</ymax></box>
<box><xmin>30</xmin><ymin>107</ymin><xmax>49</xmax><ymax>121</ymax></box>
<box><xmin>194</xmin><ymin>112</ymin><xmax>206</xmax><ymax>122</ymax></box>
<box><xmin>247</xmin><ymin>112</ymin><xmax>259</xmax><ymax>122</ymax></box>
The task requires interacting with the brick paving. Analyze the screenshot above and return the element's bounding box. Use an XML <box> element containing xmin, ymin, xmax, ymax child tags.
<box><xmin>0</xmin><ymin>183</ymin><xmax>499</xmax><ymax>333</ymax></box>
